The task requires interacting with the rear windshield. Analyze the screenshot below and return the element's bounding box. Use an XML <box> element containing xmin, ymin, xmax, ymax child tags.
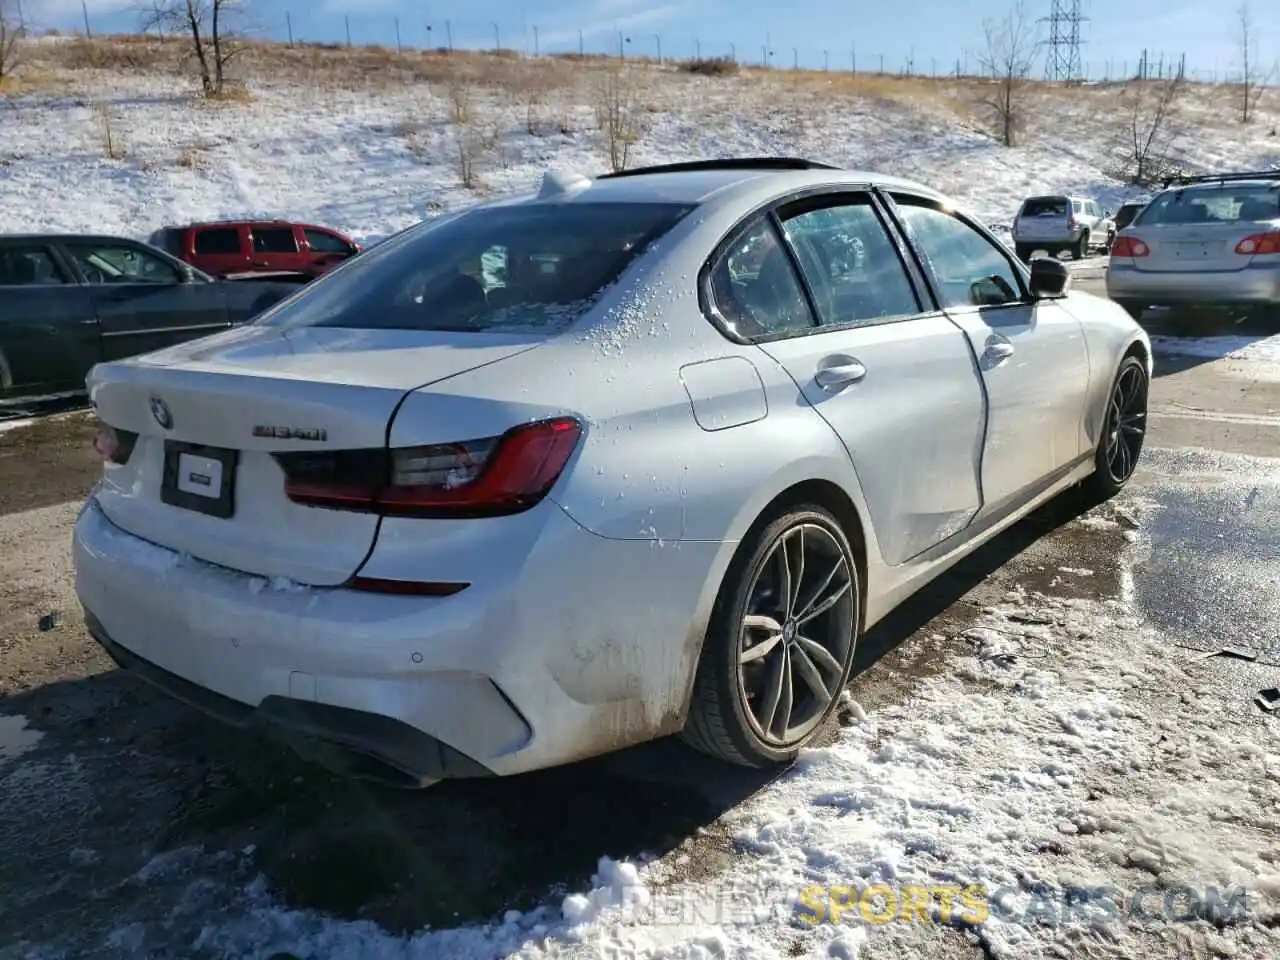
<box><xmin>253</xmin><ymin>201</ymin><xmax>694</xmax><ymax>333</ymax></box>
<box><xmin>1138</xmin><ymin>186</ymin><xmax>1280</xmax><ymax>226</ymax></box>
<box><xmin>147</xmin><ymin>229</ymin><xmax>180</xmax><ymax>256</ymax></box>
<box><xmin>1021</xmin><ymin>197</ymin><xmax>1069</xmax><ymax>217</ymax></box>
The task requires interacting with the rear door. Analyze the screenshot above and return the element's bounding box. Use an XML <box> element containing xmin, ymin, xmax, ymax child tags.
<box><xmin>190</xmin><ymin>225</ymin><xmax>251</xmax><ymax>276</ymax></box>
<box><xmin>713</xmin><ymin>190</ymin><xmax>987</xmax><ymax>566</ymax></box>
<box><xmin>248</xmin><ymin>223</ymin><xmax>309</xmax><ymax>274</ymax></box>
<box><xmin>884</xmin><ymin>191</ymin><xmax>1092</xmax><ymax>517</ymax></box>
<box><xmin>62</xmin><ymin>240</ymin><xmax>231</xmax><ymax>361</ymax></box>
<box><xmin>0</xmin><ymin>241</ymin><xmax>101</xmax><ymax>402</ymax></box>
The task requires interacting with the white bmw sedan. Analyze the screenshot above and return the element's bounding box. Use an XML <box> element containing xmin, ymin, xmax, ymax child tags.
<box><xmin>74</xmin><ymin>159</ymin><xmax>1151</xmax><ymax>787</ymax></box>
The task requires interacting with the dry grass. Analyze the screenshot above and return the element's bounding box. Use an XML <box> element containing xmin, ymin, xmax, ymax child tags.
<box><xmin>3</xmin><ymin>32</ymin><xmax>1275</xmax><ymax>165</ymax></box>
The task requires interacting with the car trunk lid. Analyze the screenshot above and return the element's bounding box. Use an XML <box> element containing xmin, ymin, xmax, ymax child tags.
<box><xmin>88</xmin><ymin>324</ymin><xmax>542</xmax><ymax>586</ymax></box>
<box><xmin>1128</xmin><ymin>222</ymin><xmax>1265</xmax><ymax>273</ymax></box>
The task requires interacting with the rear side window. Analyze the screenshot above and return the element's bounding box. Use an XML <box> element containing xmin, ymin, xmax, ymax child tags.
<box><xmin>1139</xmin><ymin>186</ymin><xmax>1280</xmax><ymax>225</ymax></box>
<box><xmin>1021</xmin><ymin>197</ymin><xmax>1069</xmax><ymax>218</ymax></box>
<box><xmin>779</xmin><ymin>195</ymin><xmax>921</xmax><ymax>327</ymax></box>
<box><xmin>708</xmin><ymin>218</ymin><xmax>816</xmax><ymax>339</ymax></box>
<box><xmin>253</xmin><ymin>202</ymin><xmax>694</xmax><ymax>333</ymax></box>
<box><xmin>0</xmin><ymin>247</ymin><xmax>69</xmax><ymax>286</ymax></box>
<box><xmin>304</xmin><ymin>229</ymin><xmax>354</xmax><ymax>254</ymax></box>
<box><xmin>253</xmin><ymin>227</ymin><xmax>299</xmax><ymax>253</ymax></box>
<box><xmin>147</xmin><ymin>229</ymin><xmax>181</xmax><ymax>256</ymax></box>
<box><xmin>194</xmin><ymin>228</ymin><xmax>241</xmax><ymax>255</ymax></box>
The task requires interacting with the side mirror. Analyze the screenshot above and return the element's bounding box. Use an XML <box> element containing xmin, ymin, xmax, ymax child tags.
<box><xmin>970</xmin><ymin>274</ymin><xmax>1017</xmax><ymax>306</ymax></box>
<box><xmin>1029</xmin><ymin>256</ymin><xmax>1069</xmax><ymax>298</ymax></box>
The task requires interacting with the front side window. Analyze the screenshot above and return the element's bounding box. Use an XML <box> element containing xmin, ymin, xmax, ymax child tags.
<box><xmin>892</xmin><ymin>198</ymin><xmax>1024</xmax><ymax>310</ymax></box>
<box><xmin>254</xmin><ymin>201</ymin><xmax>693</xmax><ymax>334</ymax></box>
<box><xmin>708</xmin><ymin>218</ymin><xmax>815</xmax><ymax>339</ymax></box>
<box><xmin>66</xmin><ymin>244</ymin><xmax>181</xmax><ymax>285</ymax></box>
<box><xmin>304</xmin><ymin>229</ymin><xmax>354</xmax><ymax>255</ymax></box>
<box><xmin>779</xmin><ymin>196</ymin><xmax>920</xmax><ymax>327</ymax></box>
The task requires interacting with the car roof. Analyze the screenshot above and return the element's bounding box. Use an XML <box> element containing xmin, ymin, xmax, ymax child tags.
<box><xmin>0</xmin><ymin>233</ymin><xmax>149</xmax><ymax>244</ymax></box>
<box><xmin>1164</xmin><ymin>179</ymin><xmax>1279</xmax><ymax>190</ymax></box>
<box><xmin>483</xmin><ymin>163</ymin><xmax>953</xmax><ymax>213</ymax></box>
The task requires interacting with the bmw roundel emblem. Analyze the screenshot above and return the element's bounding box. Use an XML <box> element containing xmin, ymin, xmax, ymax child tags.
<box><xmin>149</xmin><ymin>395</ymin><xmax>173</xmax><ymax>430</ymax></box>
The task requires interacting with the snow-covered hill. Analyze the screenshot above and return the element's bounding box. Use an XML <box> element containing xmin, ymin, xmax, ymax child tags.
<box><xmin>2</xmin><ymin>36</ymin><xmax>1278</xmax><ymax>244</ymax></box>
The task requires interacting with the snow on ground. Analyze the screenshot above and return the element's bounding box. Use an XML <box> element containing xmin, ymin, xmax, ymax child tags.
<box><xmin>58</xmin><ymin>508</ymin><xmax>1274</xmax><ymax>960</ymax></box>
<box><xmin>1150</xmin><ymin>334</ymin><xmax>1280</xmax><ymax>365</ymax></box>
<box><xmin>1</xmin><ymin>49</ymin><xmax>1278</xmax><ymax>244</ymax></box>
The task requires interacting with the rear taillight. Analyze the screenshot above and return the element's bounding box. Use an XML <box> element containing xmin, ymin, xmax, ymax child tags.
<box><xmin>1235</xmin><ymin>231</ymin><xmax>1280</xmax><ymax>255</ymax></box>
<box><xmin>276</xmin><ymin>416</ymin><xmax>583</xmax><ymax>518</ymax></box>
<box><xmin>1111</xmin><ymin>236</ymin><xmax>1150</xmax><ymax>258</ymax></box>
<box><xmin>92</xmin><ymin>424</ymin><xmax>137</xmax><ymax>465</ymax></box>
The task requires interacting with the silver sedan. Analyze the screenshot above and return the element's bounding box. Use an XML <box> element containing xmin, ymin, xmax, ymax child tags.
<box><xmin>1106</xmin><ymin>172</ymin><xmax>1280</xmax><ymax>320</ymax></box>
<box><xmin>73</xmin><ymin>158</ymin><xmax>1152</xmax><ymax>787</ymax></box>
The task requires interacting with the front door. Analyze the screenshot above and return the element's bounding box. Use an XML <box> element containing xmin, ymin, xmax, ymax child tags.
<box><xmin>248</xmin><ymin>224</ymin><xmax>309</xmax><ymax>274</ymax></box>
<box><xmin>884</xmin><ymin>192</ymin><xmax>1092</xmax><ymax>516</ymax></box>
<box><xmin>706</xmin><ymin>191</ymin><xmax>988</xmax><ymax>566</ymax></box>
<box><xmin>61</xmin><ymin>241</ymin><xmax>231</xmax><ymax>362</ymax></box>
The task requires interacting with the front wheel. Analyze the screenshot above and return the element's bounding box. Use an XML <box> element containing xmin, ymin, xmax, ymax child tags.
<box><xmin>1073</xmin><ymin>232</ymin><xmax>1089</xmax><ymax>260</ymax></box>
<box><xmin>1083</xmin><ymin>355</ymin><xmax>1148</xmax><ymax>501</ymax></box>
<box><xmin>681</xmin><ymin>506</ymin><xmax>860</xmax><ymax>768</ymax></box>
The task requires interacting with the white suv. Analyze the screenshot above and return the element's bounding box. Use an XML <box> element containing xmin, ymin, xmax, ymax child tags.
<box><xmin>1012</xmin><ymin>194</ymin><xmax>1115</xmax><ymax>262</ymax></box>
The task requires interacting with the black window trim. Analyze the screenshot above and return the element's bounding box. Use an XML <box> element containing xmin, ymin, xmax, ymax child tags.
<box><xmin>696</xmin><ymin>184</ymin><xmax>946</xmax><ymax>346</ymax></box>
<box><xmin>877</xmin><ymin>189</ymin><xmax>1035</xmax><ymax>318</ymax></box>
<box><xmin>0</xmin><ymin>241</ymin><xmax>76</xmax><ymax>287</ymax></box>
<box><xmin>60</xmin><ymin>238</ymin><xmax>188</xmax><ymax>286</ymax></box>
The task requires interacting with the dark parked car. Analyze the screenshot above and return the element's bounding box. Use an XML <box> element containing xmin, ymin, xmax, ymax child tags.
<box><xmin>1111</xmin><ymin>199</ymin><xmax>1148</xmax><ymax>234</ymax></box>
<box><xmin>0</xmin><ymin>234</ymin><xmax>299</xmax><ymax>406</ymax></box>
<box><xmin>148</xmin><ymin>219</ymin><xmax>361</xmax><ymax>281</ymax></box>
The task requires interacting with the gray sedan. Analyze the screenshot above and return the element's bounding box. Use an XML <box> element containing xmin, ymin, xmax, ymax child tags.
<box><xmin>1106</xmin><ymin>171</ymin><xmax>1280</xmax><ymax>320</ymax></box>
<box><xmin>0</xmin><ymin>234</ymin><xmax>300</xmax><ymax>407</ymax></box>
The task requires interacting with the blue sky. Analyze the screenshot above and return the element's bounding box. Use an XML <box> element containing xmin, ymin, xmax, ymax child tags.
<box><xmin>35</xmin><ymin>1</ymin><xmax>1269</xmax><ymax>83</ymax></box>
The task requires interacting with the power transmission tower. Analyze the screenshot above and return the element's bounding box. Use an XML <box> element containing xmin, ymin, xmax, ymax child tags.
<box><xmin>1039</xmin><ymin>0</ymin><xmax>1087</xmax><ymax>82</ymax></box>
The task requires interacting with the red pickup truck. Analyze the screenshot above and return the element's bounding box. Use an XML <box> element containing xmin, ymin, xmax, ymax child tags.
<box><xmin>147</xmin><ymin>219</ymin><xmax>361</xmax><ymax>281</ymax></box>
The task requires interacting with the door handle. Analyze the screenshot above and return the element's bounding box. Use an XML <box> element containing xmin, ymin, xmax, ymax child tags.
<box><xmin>983</xmin><ymin>338</ymin><xmax>1015</xmax><ymax>362</ymax></box>
<box><xmin>814</xmin><ymin>359</ymin><xmax>867</xmax><ymax>391</ymax></box>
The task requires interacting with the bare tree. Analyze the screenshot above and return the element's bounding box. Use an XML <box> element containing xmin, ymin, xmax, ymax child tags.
<box><xmin>1235</xmin><ymin>3</ymin><xmax>1273</xmax><ymax>124</ymax></box>
<box><xmin>140</xmin><ymin>0</ymin><xmax>247</xmax><ymax>97</ymax></box>
<box><xmin>1120</xmin><ymin>74</ymin><xmax>1187</xmax><ymax>185</ymax></box>
<box><xmin>0</xmin><ymin>0</ymin><xmax>24</xmax><ymax>84</ymax></box>
<box><xmin>976</xmin><ymin>0</ymin><xmax>1038</xmax><ymax>147</ymax></box>
<box><xmin>593</xmin><ymin>64</ymin><xmax>648</xmax><ymax>172</ymax></box>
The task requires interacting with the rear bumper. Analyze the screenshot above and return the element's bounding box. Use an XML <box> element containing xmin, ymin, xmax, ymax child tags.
<box><xmin>1106</xmin><ymin>262</ymin><xmax>1280</xmax><ymax>305</ymax></box>
<box><xmin>84</xmin><ymin>609</ymin><xmax>490</xmax><ymax>787</ymax></box>
<box><xmin>73</xmin><ymin>496</ymin><xmax>727</xmax><ymax>783</ymax></box>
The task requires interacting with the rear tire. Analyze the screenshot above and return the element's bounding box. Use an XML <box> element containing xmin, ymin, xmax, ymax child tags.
<box><xmin>1073</xmin><ymin>232</ymin><xmax>1089</xmax><ymax>259</ymax></box>
<box><xmin>681</xmin><ymin>505</ymin><xmax>860</xmax><ymax>768</ymax></box>
<box><xmin>1082</xmin><ymin>355</ymin><xmax>1148</xmax><ymax>502</ymax></box>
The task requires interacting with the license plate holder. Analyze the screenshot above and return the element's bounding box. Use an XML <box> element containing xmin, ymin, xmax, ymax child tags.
<box><xmin>161</xmin><ymin>441</ymin><xmax>237</xmax><ymax>519</ymax></box>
